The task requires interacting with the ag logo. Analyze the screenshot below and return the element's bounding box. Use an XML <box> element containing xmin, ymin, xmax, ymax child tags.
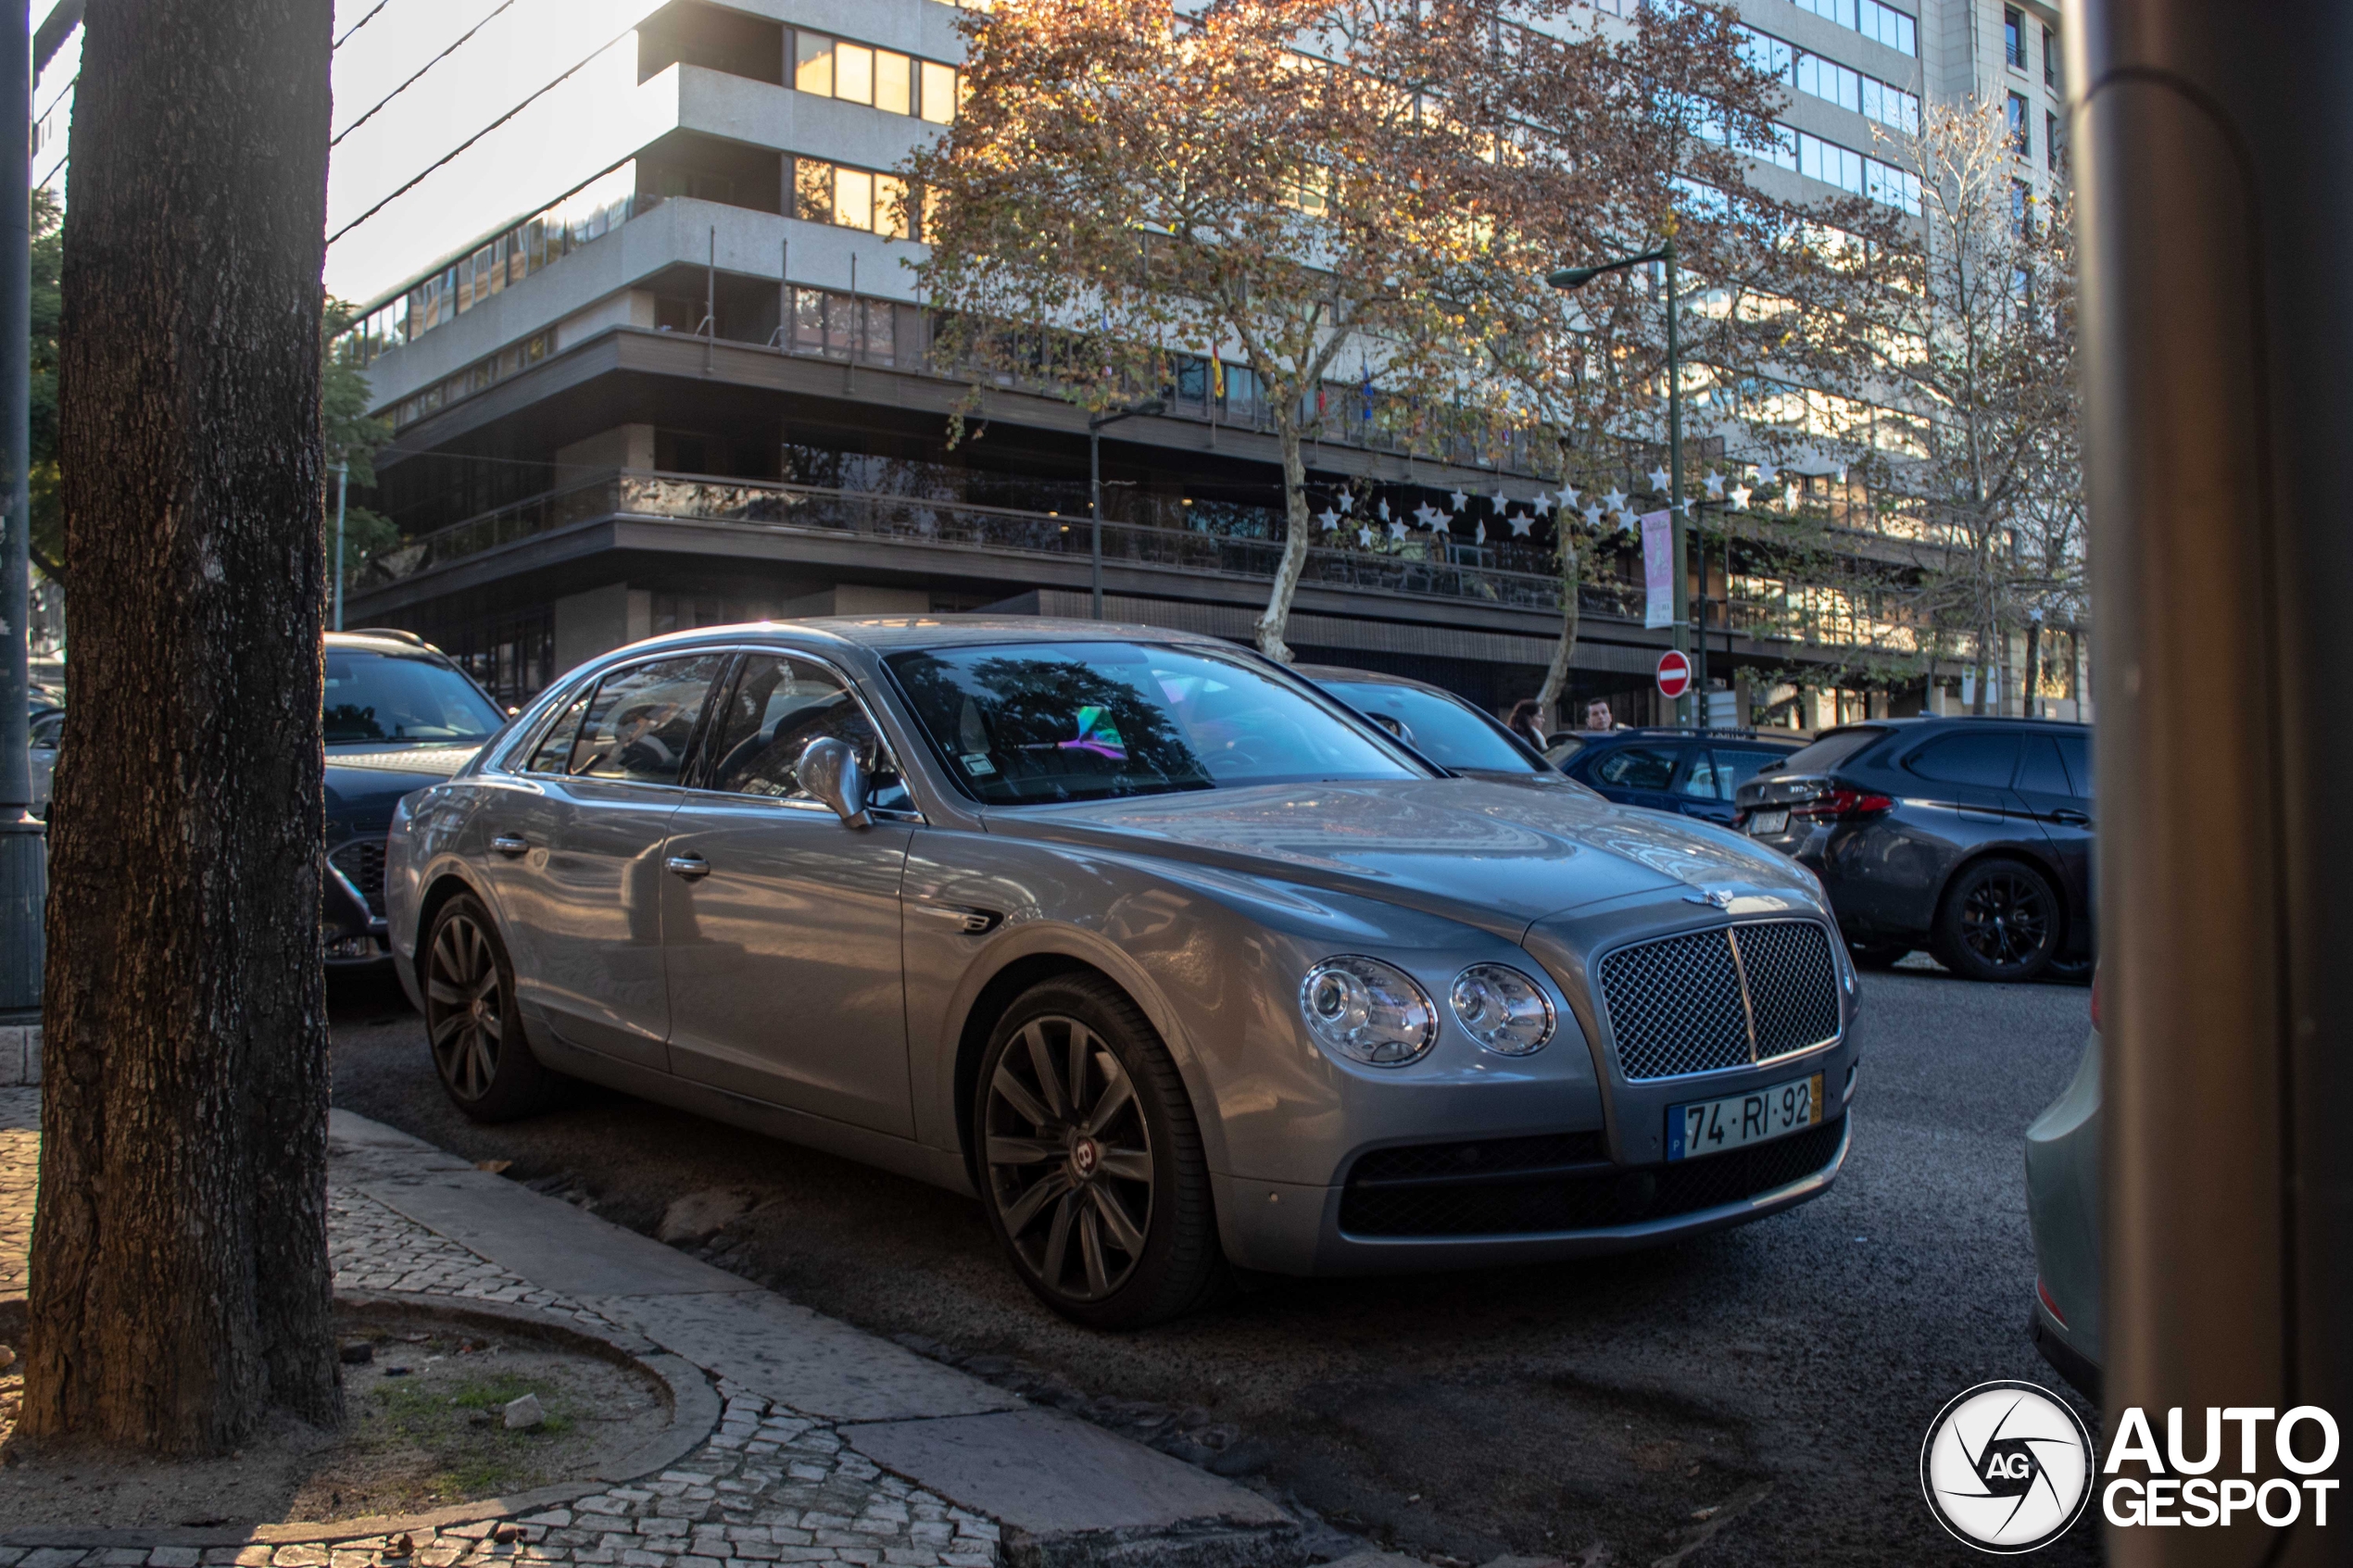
<box><xmin>1921</xmin><ymin>1381</ymin><xmax>2096</xmax><ymax>1552</ymax></box>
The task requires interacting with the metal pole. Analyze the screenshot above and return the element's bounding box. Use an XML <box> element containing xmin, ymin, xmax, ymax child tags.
<box><xmin>0</xmin><ymin>0</ymin><xmax>41</xmax><ymax>1022</ymax></box>
<box><xmin>333</xmin><ymin>459</ymin><xmax>347</xmax><ymax>632</ymax></box>
<box><xmin>2078</xmin><ymin>4</ymin><xmax>2353</xmax><ymax>1559</ymax></box>
<box><xmin>1665</xmin><ymin>236</ymin><xmax>1690</xmax><ymax>729</ymax></box>
<box><xmin>1088</xmin><ymin>422</ymin><xmax>1102</xmax><ymax>620</ymax></box>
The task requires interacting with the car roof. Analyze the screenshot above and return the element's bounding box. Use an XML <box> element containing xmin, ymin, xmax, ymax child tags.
<box><xmin>590</xmin><ymin>615</ymin><xmax>1238</xmax><ymax>659</ymax></box>
<box><xmin>1579</xmin><ymin>727</ymin><xmax>1804</xmax><ymax>747</ymax></box>
<box><xmin>328</xmin><ymin>629</ymin><xmax>455</xmax><ymax>659</ymax></box>
<box><xmin>1293</xmin><ymin>664</ymin><xmax>1459</xmax><ymax>696</ymax></box>
<box><xmin>1812</xmin><ymin>715</ymin><xmax>2091</xmax><ymax>737</ymax></box>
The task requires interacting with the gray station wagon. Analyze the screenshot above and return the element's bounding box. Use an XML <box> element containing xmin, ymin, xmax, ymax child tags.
<box><xmin>387</xmin><ymin>619</ymin><xmax>1860</xmax><ymax>1326</ymax></box>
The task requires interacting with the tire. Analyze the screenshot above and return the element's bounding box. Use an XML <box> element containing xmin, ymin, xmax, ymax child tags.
<box><xmin>422</xmin><ymin>894</ymin><xmax>558</xmax><ymax>1122</ymax></box>
<box><xmin>2043</xmin><ymin>947</ymin><xmax>2095</xmax><ymax>985</ymax></box>
<box><xmin>1846</xmin><ymin>940</ymin><xmax>1911</xmax><ymax>970</ymax></box>
<box><xmin>973</xmin><ymin>976</ymin><xmax>1228</xmax><ymax>1330</ymax></box>
<box><xmin>1932</xmin><ymin>858</ymin><xmax>2060</xmax><ymax>983</ymax></box>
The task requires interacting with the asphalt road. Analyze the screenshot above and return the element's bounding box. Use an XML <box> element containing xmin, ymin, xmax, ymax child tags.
<box><xmin>331</xmin><ymin>960</ymin><xmax>2099</xmax><ymax>1568</ymax></box>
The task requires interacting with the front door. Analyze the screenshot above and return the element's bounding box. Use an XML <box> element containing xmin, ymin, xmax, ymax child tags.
<box><xmin>662</xmin><ymin>653</ymin><xmax>917</xmax><ymax>1136</ymax></box>
<box><xmin>476</xmin><ymin>651</ymin><xmax>727</xmax><ymax>1071</ymax></box>
<box><xmin>2014</xmin><ymin>731</ymin><xmax>2096</xmax><ymax>952</ymax></box>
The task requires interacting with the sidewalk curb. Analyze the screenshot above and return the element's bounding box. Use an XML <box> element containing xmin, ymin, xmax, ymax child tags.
<box><xmin>0</xmin><ymin>1290</ymin><xmax>725</xmax><ymax>1550</ymax></box>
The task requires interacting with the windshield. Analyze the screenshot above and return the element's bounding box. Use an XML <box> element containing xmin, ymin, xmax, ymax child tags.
<box><xmin>323</xmin><ymin>650</ymin><xmax>505</xmax><ymax>745</ymax></box>
<box><xmin>887</xmin><ymin>641</ymin><xmax>1421</xmax><ymax>803</ymax></box>
<box><xmin>1317</xmin><ymin>681</ymin><xmax>1543</xmax><ymax>774</ymax></box>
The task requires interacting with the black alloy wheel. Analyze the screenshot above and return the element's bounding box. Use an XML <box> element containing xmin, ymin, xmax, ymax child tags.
<box><xmin>1934</xmin><ymin>858</ymin><xmax>2060</xmax><ymax>983</ymax></box>
<box><xmin>975</xmin><ymin>976</ymin><xmax>1227</xmax><ymax>1329</ymax></box>
<box><xmin>423</xmin><ymin>894</ymin><xmax>556</xmax><ymax>1121</ymax></box>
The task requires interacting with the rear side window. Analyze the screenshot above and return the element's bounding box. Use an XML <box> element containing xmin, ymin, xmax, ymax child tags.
<box><xmin>562</xmin><ymin>655</ymin><xmax>727</xmax><ymax>785</ymax></box>
<box><xmin>2016</xmin><ymin>735</ymin><xmax>2071</xmax><ymax>796</ymax></box>
<box><xmin>1906</xmin><ymin>732</ymin><xmax>2021</xmax><ymax>788</ymax></box>
<box><xmin>1714</xmin><ymin>747</ymin><xmax>1791</xmax><ymax>797</ymax></box>
<box><xmin>1777</xmin><ymin>726</ymin><xmax>1887</xmax><ymax>775</ymax></box>
<box><xmin>1592</xmin><ymin>746</ymin><xmax>1680</xmax><ymax>791</ymax></box>
<box><xmin>2057</xmin><ymin>734</ymin><xmax>2093</xmax><ymax>797</ymax></box>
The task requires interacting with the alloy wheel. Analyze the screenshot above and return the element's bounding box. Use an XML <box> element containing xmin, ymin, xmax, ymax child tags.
<box><xmin>1958</xmin><ymin>869</ymin><xmax>2052</xmax><ymax>970</ymax></box>
<box><xmin>983</xmin><ymin>1015</ymin><xmax>1154</xmax><ymax>1303</ymax></box>
<box><xmin>426</xmin><ymin>910</ymin><xmax>506</xmax><ymax>1100</ymax></box>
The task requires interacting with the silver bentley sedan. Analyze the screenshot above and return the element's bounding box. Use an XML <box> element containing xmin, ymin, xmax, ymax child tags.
<box><xmin>386</xmin><ymin>618</ymin><xmax>1859</xmax><ymax>1327</ymax></box>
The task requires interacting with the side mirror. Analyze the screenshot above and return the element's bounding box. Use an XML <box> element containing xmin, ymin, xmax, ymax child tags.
<box><xmin>798</xmin><ymin>736</ymin><xmax>873</xmax><ymax>828</ymax></box>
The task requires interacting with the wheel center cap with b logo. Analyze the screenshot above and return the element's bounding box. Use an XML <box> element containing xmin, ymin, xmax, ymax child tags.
<box><xmin>1069</xmin><ymin>1137</ymin><xmax>1101</xmax><ymax>1179</ymax></box>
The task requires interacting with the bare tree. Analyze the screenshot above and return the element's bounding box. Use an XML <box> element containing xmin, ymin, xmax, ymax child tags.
<box><xmin>28</xmin><ymin>0</ymin><xmax>340</xmax><ymax>1451</ymax></box>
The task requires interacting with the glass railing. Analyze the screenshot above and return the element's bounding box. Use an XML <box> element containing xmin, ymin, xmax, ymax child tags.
<box><xmin>367</xmin><ymin>470</ymin><xmax>1653</xmax><ymax>621</ymax></box>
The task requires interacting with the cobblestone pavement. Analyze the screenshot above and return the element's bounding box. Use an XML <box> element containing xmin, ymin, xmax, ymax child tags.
<box><xmin>2</xmin><ymin>1105</ymin><xmax>1003</xmax><ymax>1568</ymax></box>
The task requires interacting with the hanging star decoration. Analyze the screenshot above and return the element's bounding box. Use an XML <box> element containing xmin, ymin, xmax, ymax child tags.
<box><xmin>1315</xmin><ymin>508</ymin><xmax>1340</xmax><ymax>532</ymax></box>
<box><xmin>1475</xmin><ymin>521</ymin><xmax>1488</xmax><ymax>546</ymax></box>
<box><xmin>1388</xmin><ymin>520</ymin><xmax>1408</xmax><ymax>542</ymax></box>
<box><xmin>1673</xmin><ymin>498</ymin><xmax>1692</xmax><ymax>514</ymax></box>
<box><xmin>1754</xmin><ymin>459</ymin><xmax>1779</xmax><ymax>486</ymax></box>
<box><xmin>1730</xmin><ymin>483</ymin><xmax>1754</xmax><ymax>510</ymax></box>
<box><xmin>1377</xmin><ymin>497</ymin><xmax>1391</xmax><ymax>521</ymax></box>
<box><xmin>1783</xmin><ymin>483</ymin><xmax>1801</xmax><ymax>510</ymax></box>
<box><xmin>1531</xmin><ymin>492</ymin><xmax>1554</xmax><ymax>516</ymax></box>
<box><xmin>1555</xmin><ymin>483</ymin><xmax>1580</xmax><ymax>510</ymax></box>
<box><xmin>1603</xmin><ymin>487</ymin><xmax>1629</xmax><ymax>516</ymax></box>
<box><xmin>1357</xmin><ymin>526</ymin><xmax>1375</xmax><ymax>547</ymax></box>
<box><xmin>1413</xmin><ymin>501</ymin><xmax>1442</xmax><ymax>529</ymax></box>
<box><xmin>1648</xmin><ymin>467</ymin><xmax>1671</xmax><ymax>493</ymax></box>
<box><xmin>1582</xmin><ymin>503</ymin><xmax>1604</xmax><ymax>528</ymax></box>
<box><xmin>1336</xmin><ymin>490</ymin><xmax>1353</xmax><ymax>515</ymax></box>
<box><xmin>1704</xmin><ymin>471</ymin><xmax>1726</xmax><ymax>501</ymax></box>
<box><xmin>1509</xmin><ymin>513</ymin><xmax>1534</xmax><ymax>537</ymax></box>
<box><xmin>1491</xmin><ymin>488</ymin><xmax>1508</xmax><ymax>509</ymax></box>
<box><xmin>1448</xmin><ymin>487</ymin><xmax>1468</xmax><ymax>511</ymax></box>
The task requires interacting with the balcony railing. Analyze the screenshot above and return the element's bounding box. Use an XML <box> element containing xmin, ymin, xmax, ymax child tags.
<box><xmin>368</xmin><ymin>470</ymin><xmax>1655</xmax><ymax>621</ymax></box>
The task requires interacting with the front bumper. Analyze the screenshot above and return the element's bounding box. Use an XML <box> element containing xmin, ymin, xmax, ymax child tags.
<box><xmin>1216</xmin><ymin>1080</ymin><xmax>1853</xmax><ymax>1276</ymax></box>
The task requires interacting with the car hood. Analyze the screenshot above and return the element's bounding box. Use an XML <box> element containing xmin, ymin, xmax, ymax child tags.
<box><xmin>325</xmin><ymin>743</ymin><xmax>483</xmax><ymax>815</ymax></box>
<box><xmin>980</xmin><ymin>777</ymin><xmax>1819</xmax><ymax>939</ymax></box>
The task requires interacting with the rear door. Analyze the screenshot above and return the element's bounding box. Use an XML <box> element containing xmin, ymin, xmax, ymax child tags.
<box><xmin>2015</xmin><ymin>731</ymin><xmax>2096</xmax><ymax>947</ymax></box>
<box><xmin>474</xmin><ymin>652</ymin><xmax>728</xmax><ymax>1071</ymax></box>
<box><xmin>1668</xmin><ymin>750</ymin><xmax>1737</xmax><ymax>823</ymax></box>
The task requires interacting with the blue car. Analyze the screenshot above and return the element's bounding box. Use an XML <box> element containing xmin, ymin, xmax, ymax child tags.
<box><xmin>1557</xmin><ymin>728</ymin><xmax>1805</xmax><ymax>827</ymax></box>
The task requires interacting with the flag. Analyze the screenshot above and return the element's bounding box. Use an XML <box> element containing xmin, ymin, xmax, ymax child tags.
<box><xmin>1211</xmin><ymin>358</ymin><xmax>1226</xmax><ymax>400</ymax></box>
<box><xmin>1361</xmin><ymin>366</ymin><xmax>1374</xmax><ymax>422</ymax></box>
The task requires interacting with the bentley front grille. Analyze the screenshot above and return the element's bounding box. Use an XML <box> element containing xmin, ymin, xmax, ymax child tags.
<box><xmin>1596</xmin><ymin>920</ymin><xmax>1841</xmax><ymax>1081</ymax></box>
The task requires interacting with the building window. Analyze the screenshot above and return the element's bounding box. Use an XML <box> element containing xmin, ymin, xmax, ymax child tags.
<box><xmin>2043</xmin><ymin>26</ymin><xmax>2058</xmax><ymax>87</ymax></box>
<box><xmin>2046</xmin><ymin>108</ymin><xmax>2059</xmax><ymax>169</ymax></box>
<box><xmin>2004</xmin><ymin>7</ymin><xmax>2027</xmax><ymax>69</ymax></box>
<box><xmin>2011</xmin><ymin>178</ymin><xmax>2032</xmax><ymax>237</ymax></box>
<box><xmin>2007</xmin><ymin>91</ymin><xmax>2030</xmax><ymax>157</ymax></box>
<box><xmin>788</xmin><ymin>156</ymin><xmax>917</xmax><ymax>239</ymax></box>
<box><xmin>792</xmin><ymin>29</ymin><xmax>959</xmax><ymax>123</ymax></box>
<box><xmin>1791</xmin><ymin>0</ymin><xmax>1918</xmax><ymax>59</ymax></box>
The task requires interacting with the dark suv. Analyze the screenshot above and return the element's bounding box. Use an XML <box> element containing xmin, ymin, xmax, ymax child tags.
<box><xmin>1732</xmin><ymin>717</ymin><xmax>2094</xmax><ymax>983</ymax></box>
<box><xmin>1555</xmin><ymin>728</ymin><xmax>1805</xmax><ymax>826</ymax></box>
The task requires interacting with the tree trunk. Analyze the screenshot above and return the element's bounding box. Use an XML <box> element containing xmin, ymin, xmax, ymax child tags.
<box><xmin>1253</xmin><ymin>420</ymin><xmax>1313</xmax><ymax>662</ymax></box>
<box><xmin>28</xmin><ymin>0</ymin><xmax>339</xmax><ymax>1454</ymax></box>
<box><xmin>2022</xmin><ymin>621</ymin><xmax>2042</xmax><ymax>719</ymax></box>
<box><xmin>1536</xmin><ymin>536</ymin><xmax>1583</xmax><ymax>723</ymax></box>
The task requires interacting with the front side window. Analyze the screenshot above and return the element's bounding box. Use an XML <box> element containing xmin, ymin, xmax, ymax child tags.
<box><xmin>705</xmin><ymin>655</ymin><xmax>911</xmax><ymax>811</ymax></box>
<box><xmin>1317</xmin><ymin>681</ymin><xmax>1542</xmax><ymax>773</ymax></box>
<box><xmin>887</xmin><ymin>641</ymin><xmax>1419</xmax><ymax>804</ymax></box>
<box><xmin>564</xmin><ymin>655</ymin><xmax>726</xmax><ymax>785</ymax></box>
<box><xmin>323</xmin><ymin>650</ymin><xmax>506</xmax><ymax>746</ymax></box>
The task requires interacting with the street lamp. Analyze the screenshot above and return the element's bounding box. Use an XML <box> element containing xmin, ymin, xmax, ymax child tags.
<box><xmin>1088</xmin><ymin>397</ymin><xmax>1164</xmax><ymax>620</ymax></box>
<box><xmin>1546</xmin><ymin>236</ymin><xmax>1697</xmax><ymax>727</ymax></box>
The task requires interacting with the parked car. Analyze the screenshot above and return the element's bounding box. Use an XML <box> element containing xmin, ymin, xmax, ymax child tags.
<box><xmin>1732</xmin><ymin>716</ymin><xmax>2095</xmax><ymax>983</ymax></box>
<box><xmin>27</xmin><ymin>704</ymin><xmax>58</xmax><ymax>819</ymax></box>
<box><xmin>2024</xmin><ymin>973</ymin><xmax>2102</xmax><ymax>1399</ymax></box>
<box><xmin>1558</xmin><ymin>728</ymin><xmax>1806</xmax><ymax>827</ymax></box>
<box><xmin>1297</xmin><ymin>666</ymin><xmax>1564</xmax><ymax>781</ymax></box>
<box><xmin>315</xmin><ymin>630</ymin><xmax>508</xmax><ymax>965</ymax></box>
<box><xmin>387</xmin><ymin>619</ymin><xmax>1862</xmax><ymax>1327</ymax></box>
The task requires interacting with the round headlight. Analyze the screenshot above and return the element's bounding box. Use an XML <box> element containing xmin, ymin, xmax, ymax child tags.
<box><xmin>1299</xmin><ymin>956</ymin><xmax>1437</xmax><ymax>1067</ymax></box>
<box><xmin>1448</xmin><ymin>964</ymin><xmax>1556</xmax><ymax>1056</ymax></box>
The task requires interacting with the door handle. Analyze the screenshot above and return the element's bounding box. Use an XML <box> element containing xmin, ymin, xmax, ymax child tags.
<box><xmin>2047</xmin><ymin>809</ymin><xmax>2091</xmax><ymax>826</ymax></box>
<box><xmin>491</xmin><ymin>834</ymin><xmax>530</xmax><ymax>857</ymax></box>
<box><xmin>665</xmin><ymin>853</ymin><xmax>711</xmax><ymax>880</ymax></box>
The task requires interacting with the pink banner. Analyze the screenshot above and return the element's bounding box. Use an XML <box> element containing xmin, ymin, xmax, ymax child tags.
<box><xmin>1641</xmin><ymin>509</ymin><xmax>1674</xmax><ymax>630</ymax></box>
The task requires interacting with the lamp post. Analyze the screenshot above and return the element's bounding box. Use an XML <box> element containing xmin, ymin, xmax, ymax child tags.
<box><xmin>1088</xmin><ymin>397</ymin><xmax>1164</xmax><ymax>620</ymax></box>
<box><xmin>0</xmin><ymin>0</ymin><xmax>40</xmax><ymax>1022</ymax></box>
<box><xmin>1547</xmin><ymin>235</ymin><xmax>1694</xmax><ymax>727</ymax></box>
<box><xmin>333</xmin><ymin>458</ymin><xmax>347</xmax><ymax>633</ymax></box>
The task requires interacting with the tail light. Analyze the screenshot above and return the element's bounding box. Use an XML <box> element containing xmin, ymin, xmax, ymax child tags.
<box><xmin>1790</xmin><ymin>787</ymin><xmax>1894</xmax><ymax>822</ymax></box>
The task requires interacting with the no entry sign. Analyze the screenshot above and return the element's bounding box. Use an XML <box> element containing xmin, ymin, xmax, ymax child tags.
<box><xmin>1656</xmin><ymin>648</ymin><xmax>1692</xmax><ymax>700</ymax></box>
